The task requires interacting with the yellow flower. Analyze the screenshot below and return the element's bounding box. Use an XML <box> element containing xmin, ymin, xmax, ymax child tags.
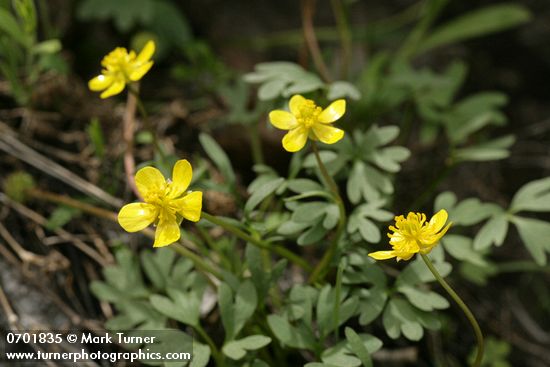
<box><xmin>117</xmin><ymin>159</ymin><xmax>202</xmax><ymax>248</ymax></box>
<box><xmin>88</xmin><ymin>40</ymin><xmax>155</xmax><ymax>99</ymax></box>
<box><xmin>269</xmin><ymin>95</ymin><xmax>346</xmax><ymax>152</ymax></box>
<box><xmin>369</xmin><ymin>210</ymin><xmax>451</xmax><ymax>261</ymax></box>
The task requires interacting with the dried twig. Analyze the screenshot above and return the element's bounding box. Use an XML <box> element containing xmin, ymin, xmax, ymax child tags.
<box><xmin>301</xmin><ymin>0</ymin><xmax>332</xmax><ymax>83</ymax></box>
<box><xmin>0</xmin><ymin>122</ymin><xmax>122</xmax><ymax>208</ymax></box>
<box><xmin>0</xmin><ymin>193</ymin><xmax>112</xmax><ymax>266</ymax></box>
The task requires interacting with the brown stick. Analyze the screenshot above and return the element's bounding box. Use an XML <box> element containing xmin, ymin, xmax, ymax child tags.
<box><xmin>123</xmin><ymin>87</ymin><xmax>141</xmax><ymax>198</ymax></box>
<box><xmin>301</xmin><ymin>0</ymin><xmax>332</xmax><ymax>83</ymax></box>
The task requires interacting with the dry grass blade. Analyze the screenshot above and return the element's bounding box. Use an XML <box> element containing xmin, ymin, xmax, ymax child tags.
<box><xmin>0</xmin><ymin>122</ymin><xmax>122</xmax><ymax>208</ymax></box>
<box><xmin>0</xmin><ymin>193</ymin><xmax>113</xmax><ymax>267</ymax></box>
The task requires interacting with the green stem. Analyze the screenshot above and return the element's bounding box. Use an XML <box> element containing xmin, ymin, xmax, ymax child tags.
<box><xmin>310</xmin><ymin>141</ymin><xmax>339</xmax><ymax>194</ymax></box>
<box><xmin>171</xmin><ymin>243</ymin><xmax>223</xmax><ymax>282</ymax></box>
<box><xmin>420</xmin><ymin>254</ymin><xmax>484</xmax><ymax>367</ymax></box>
<box><xmin>308</xmin><ymin>142</ymin><xmax>347</xmax><ymax>284</ymax></box>
<box><xmin>397</xmin><ymin>0</ymin><xmax>449</xmax><ymax>60</ymax></box>
<box><xmin>26</xmin><ymin>188</ymin><xmax>223</xmax><ymax>282</ymax></box>
<box><xmin>128</xmin><ymin>87</ymin><xmax>169</xmax><ymax>167</ymax></box>
<box><xmin>201</xmin><ymin>212</ymin><xmax>312</xmax><ymax>272</ymax></box>
<box><xmin>194</xmin><ymin>324</ymin><xmax>224</xmax><ymax>366</ymax></box>
<box><xmin>197</xmin><ymin>225</ymin><xmax>232</xmax><ymax>270</ymax></box>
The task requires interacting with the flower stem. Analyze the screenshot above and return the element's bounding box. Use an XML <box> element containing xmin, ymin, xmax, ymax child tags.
<box><xmin>25</xmin><ymin>188</ymin><xmax>223</xmax><ymax>282</ymax></box>
<box><xmin>420</xmin><ymin>254</ymin><xmax>484</xmax><ymax>367</ymax></box>
<box><xmin>308</xmin><ymin>142</ymin><xmax>346</xmax><ymax>284</ymax></box>
<box><xmin>194</xmin><ymin>324</ymin><xmax>225</xmax><ymax>366</ymax></box>
<box><xmin>200</xmin><ymin>212</ymin><xmax>312</xmax><ymax>272</ymax></box>
<box><xmin>171</xmin><ymin>243</ymin><xmax>223</xmax><ymax>282</ymax></box>
<box><xmin>128</xmin><ymin>87</ymin><xmax>169</xmax><ymax>168</ymax></box>
<box><xmin>123</xmin><ymin>89</ymin><xmax>140</xmax><ymax>198</ymax></box>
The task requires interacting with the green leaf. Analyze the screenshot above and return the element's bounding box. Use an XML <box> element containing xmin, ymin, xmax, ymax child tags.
<box><xmin>287</xmin><ymin>179</ymin><xmax>324</xmax><ymax>193</ymax></box>
<box><xmin>418</xmin><ymin>4</ymin><xmax>531</xmax><ymax>54</ymax></box>
<box><xmin>510</xmin><ymin>177</ymin><xmax>550</xmax><ymax>213</ymax></box>
<box><xmin>358</xmin><ymin>288</ymin><xmax>388</xmax><ymax>326</ymax></box>
<box><xmin>87</xmin><ymin>118</ymin><xmax>105</xmax><ymax>159</ymax></box>
<box><xmin>222</xmin><ymin>335</ymin><xmax>271</xmax><ymax>360</ymax></box>
<box><xmin>344</xmin><ymin>328</ymin><xmax>373</xmax><ymax>367</ymax></box>
<box><xmin>218</xmin><ymin>283</ymin><xmax>235</xmax><ymax>340</ymax></box>
<box><xmin>234</xmin><ymin>280</ymin><xmax>258</xmax><ymax>336</ymax></box>
<box><xmin>258</xmin><ymin>79</ymin><xmax>287</xmax><ymax>100</ymax></box>
<box><xmin>397</xmin><ymin>257</ymin><xmax>452</xmax><ymax>286</ymax></box>
<box><xmin>297</xmin><ymin>220</ymin><xmax>328</xmax><ymax>245</ymax></box>
<box><xmin>245</xmin><ymin>177</ymin><xmax>284</xmax><ymax>212</ymax></box>
<box><xmin>511</xmin><ymin>216</ymin><xmax>550</xmax><ymax>266</ymax></box>
<box><xmin>199</xmin><ymin>133</ymin><xmax>236</xmax><ymax>187</ymax></box>
<box><xmin>77</xmin><ymin>0</ymin><xmax>154</xmax><ymax>32</ymax></box>
<box><xmin>140</xmin><ymin>248</ymin><xmax>176</xmax><ymax>290</ymax></box>
<box><xmin>449</xmin><ymin>198</ymin><xmax>502</xmax><ymax>226</ymax></box>
<box><xmin>45</xmin><ymin>205</ymin><xmax>81</xmax><ymax>230</ymax></box>
<box><xmin>435</xmin><ymin>191</ymin><xmax>457</xmax><ymax>212</ymax></box>
<box><xmin>191</xmin><ymin>342</ymin><xmax>211</xmax><ymax>367</ymax></box>
<box><xmin>32</xmin><ymin>39</ymin><xmax>61</xmax><ymax>54</ymax></box>
<box><xmin>327</xmin><ymin>81</ymin><xmax>361</xmax><ymax>100</ymax></box>
<box><xmin>454</xmin><ymin>135</ymin><xmax>515</xmax><ymax>162</ymax></box>
<box><xmin>283</xmin><ymin>74</ymin><xmax>324</xmax><ymax>96</ymax></box>
<box><xmin>445</xmin><ymin>92</ymin><xmax>508</xmax><ymax>144</ymax></box>
<box><xmin>383</xmin><ymin>298</ymin><xmax>424</xmax><ymax>341</ymax></box>
<box><xmin>244</xmin><ymin>61</ymin><xmax>325</xmax><ymax>100</ymax></box>
<box><xmin>90</xmin><ymin>281</ymin><xmax>122</xmax><ymax>302</ymax></box>
<box><xmin>219</xmin><ymin>281</ymin><xmax>258</xmax><ymax>341</ymax></box>
<box><xmin>139</xmin><ymin>329</ymin><xmax>193</xmax><ymax>366</ymax></box>
<box><xmin>321</xmin><ymin>334</ymin><xmax>382</xmax><ymax>367</ymax></box>
<box><xmin>149</xmin><ymin>0</ymin><xmax>191</xmax><ymax>48</ymax></box>
<box><xmin>0</xmin><ymin>8</ymin><xmax>30</xmax><ymax>47</ymax></box>
<box><xmin>397</xmin><ymin>285</ymin><xmax>449</xmax><ymax>311</ymax></box>
<box><xmin>292</xmin><ymin>202</ymin><xmax>328</xmax><ymax>222</ymax></box>
<box><xmin>267</xmin><ymin>314</ymin><xmax>316</xmax><ymax>350</ymax></box>
<box><xmin>443</xmin><ymin>235</ymin><xmax>487</xmax><ymax>266</ymax></box>
<box><xmin>150</xmin><ymin>290</ymin><xmax>200</xmax><ymax>327</ymax></box>
<box><xmin>473</xmin><ymin>214</ymin><xmax>509</xmax><ymax>250</ymax></box>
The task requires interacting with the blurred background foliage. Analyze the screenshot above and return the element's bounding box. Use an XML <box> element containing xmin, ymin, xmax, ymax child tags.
<box><xmin>1</xmin><ymin>0</ymin><xmax>550</xmax><ymax>366</ymax></box>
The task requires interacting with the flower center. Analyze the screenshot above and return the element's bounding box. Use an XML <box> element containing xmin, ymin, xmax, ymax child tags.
<box><xmin>391</xmin><ymin>213</ymin><xmax>427</xmax><ymax>241</ymax></box>
<box><xmin>102</xmin><ymin>47</ymin><xmax>135</xmax><ymax>78</ymax></box>
<box><xmin>297</xmin><ymin>100</ymin><xmax>322</xmax><ymax>128</ymax></box>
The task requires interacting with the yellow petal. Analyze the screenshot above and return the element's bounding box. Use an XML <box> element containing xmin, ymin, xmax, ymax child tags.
<box><xmin>129</xmin><ymin>61</ymin><xmax>153</xmax><ymax>81</ymax></box>
<box><xmin>396</xmin><ymin>252</ymin><xmax>416</xmax><ymax>261</ymax></box>
<box><xmin>282</xmin><ymin>127</ymin><xmax>308</xmax><ymax>152</ymax></box>
<box><xmin>100</xmin><ymin>80</ymin><xmax>126</xmax><ymax>98</ymax></box>
<box><xmin>168</xmin><ymin>159</ymin><xmax>192</xmax><ymax>199</ymax></box>
<box><xmin>311</xmin><ymin>123</ymin><xmax>344</xmax><ymax>145</ymax></box>
<box><xmin>135</xmin><ymin>166</ymin><xmax>166</xmax><ymax>199</ymax></box>
<box><xmin>368</xmin><ymin>250</ymin><xmax>397</xmax><ymax>260</ymax></box>
<box><xmin>269</xmin><ymin>110</ymin><xmax>298</xmax><ymax>130</ymax></box>
<box><xmin>426</xmin><ymin>222</ymin><xmax>452</xmax><ymax>246</ymax></box>
<box><xmin>153</xmin><ymin>210</ymin><xmax>181</xmax><ymax>247</ymax></box>
<box><xmin>318</xmin><ymin>99</ymin><xmax>346</xmax><ymax>123</ymax></box>
<box><xmin>136</xmin><ymin>40</ymin><xmax>155</xmax><ymax>63</ymax></box>
<box><xmin>174</xmin><ymin>191</ymin><xmax>203</xmax><ymax>222</ymax></box>
<box><xmin>118</xmin><ymin>203</ymin><xmax>158</xmax><ymax>232</ymax></box>
<box><xmin>289</xmin><ymin>95</ymin><xmax>306</xmax><ymax>116</ymax></box>
<box><xmin>89</xmin><ymin>74</ymin><xmax>113</xmax><ymax>91</ymax></box>
<box><xmin>428</xmin><ymin>209</ymin><xmax>449</xmax><ymax>232</ymax></box>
